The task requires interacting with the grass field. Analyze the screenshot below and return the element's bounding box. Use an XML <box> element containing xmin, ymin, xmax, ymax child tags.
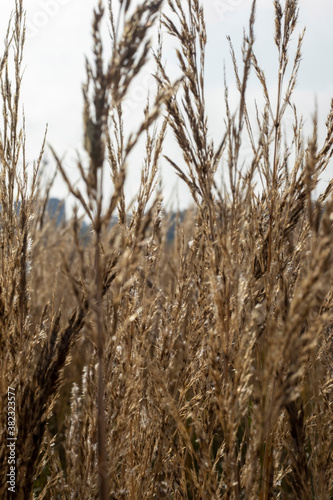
<box><xmin>1</xmin><ymin>0</ymin><xmax>333</xmax><ymax>498</ymax></box>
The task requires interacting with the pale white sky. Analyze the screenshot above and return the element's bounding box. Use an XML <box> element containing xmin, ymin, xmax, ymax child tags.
<box><xmin>0</xmin><ymin>0</ymin><xmax>332</xmax><ymax>210</ymax></box>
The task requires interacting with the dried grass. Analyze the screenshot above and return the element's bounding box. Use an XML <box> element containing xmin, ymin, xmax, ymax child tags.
<box><xmin>1</xmin><ymin>0</ymin><xmax>333</xmax><ymax>498</ymax></box>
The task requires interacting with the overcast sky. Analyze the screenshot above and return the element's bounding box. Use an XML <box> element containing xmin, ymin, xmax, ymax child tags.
<box><xmin>0</xmin><ymin>0</ymin><xmax>332</xmax><ymax>210</ymax></box>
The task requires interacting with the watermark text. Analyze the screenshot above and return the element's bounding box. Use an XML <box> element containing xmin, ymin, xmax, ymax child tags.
<box><xmin>7</xmin><ymin>387</ymin><xmax>16</xmax><ymax>494</ymax></box>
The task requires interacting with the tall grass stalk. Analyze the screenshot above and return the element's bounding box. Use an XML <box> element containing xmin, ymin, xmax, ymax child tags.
<box><xmin>1</xmin><ymin>0</ymin><xmax>333</xmax><ymax>498</ymax></box>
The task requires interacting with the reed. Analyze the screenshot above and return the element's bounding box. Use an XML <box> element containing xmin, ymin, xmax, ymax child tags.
<box><xmin>1</xmin><ymin>0</ymin><xmax>333</xmax><ymax>498</ymax></box>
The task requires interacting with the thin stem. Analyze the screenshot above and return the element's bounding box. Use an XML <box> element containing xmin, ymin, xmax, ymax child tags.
<box><xmin>95</xmin><ymin>222</ymin><xmax>109</xmax><ymax>500</ymax></box>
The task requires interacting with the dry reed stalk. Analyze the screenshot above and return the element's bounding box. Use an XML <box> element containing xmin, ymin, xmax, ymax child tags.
<box><xmin>1</xmin><ymin>0</ymin><xmax>333</xmax><ymax>498</ymax></box>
